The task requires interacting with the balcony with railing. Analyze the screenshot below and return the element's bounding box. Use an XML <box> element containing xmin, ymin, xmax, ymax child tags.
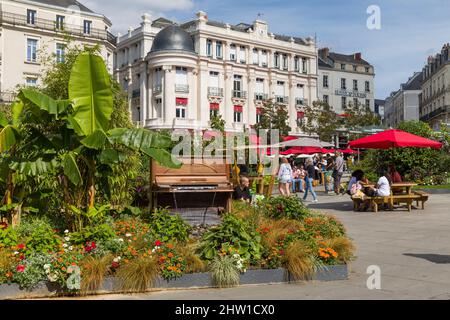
<box><xmin>254</xmin><ymin>93</ymin><xmax>269</xmax><ymax>101</ymax></box>
<box><xmin>153</xmin><ymin>85</ymin><xmax>162</xmax><ymax>94</ymax></box>
<box><xmin>0</xmin><ymin>91</ymin><xmax>15</xmax><ymax>103</ymax></box>
<box><xmin>175</xmin><ymin>84</ymin><xmax>189</xmax><ymax>93</ymax></box>
<box><xmin>275</xmin><ymin>95</ymin><xmax>289</xmax><ymax>104</ymax></box>
<box><xmin>420</xmin><ymin>105</ymin><xmax>450</xmax><ymax>122</ymax></box>
<box><xmin>295</xmin><ymin>98</ymin><xmax>308</xmax><ymax>106</ymax></box>
<box><xmin>207</xmin><ymin>87</ymin><xmax>223</xmax><ymax>97</ymax></box>
<box><xmin>232</xmin><ymin>90</ymin><xmax>247</xmax><ymax>99</ymax></box>
<box><xmin>0</xmin><ymin>11</ymin><xmax>116</xmax><ymax>45</ymax></box>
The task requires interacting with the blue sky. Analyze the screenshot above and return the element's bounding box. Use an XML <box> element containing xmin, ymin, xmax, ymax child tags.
<box><xmin>85</xmin><ymin>0</ymin><xmax>450</xmax><ymax>99</ymax></box>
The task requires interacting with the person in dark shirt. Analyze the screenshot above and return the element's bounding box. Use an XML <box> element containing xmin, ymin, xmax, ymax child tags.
<box><xmin>233</xmin><ymin>176</ymin><xmax>252</xmax><ymax>203</ymax></box>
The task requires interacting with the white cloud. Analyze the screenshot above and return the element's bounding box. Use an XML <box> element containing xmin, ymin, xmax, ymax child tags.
<box><xmin>82</xmin><ymin>0</ymin><xmax>195</xmax><ymax>33</ymax></box>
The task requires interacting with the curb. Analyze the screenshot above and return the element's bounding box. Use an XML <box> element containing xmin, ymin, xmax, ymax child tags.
<box><xmin>0</xmin><ymin>265</ymin><xmax>348</xmax><ymax>300</ymax></box>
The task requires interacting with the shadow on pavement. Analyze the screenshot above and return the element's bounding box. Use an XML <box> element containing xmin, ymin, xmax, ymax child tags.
<box><xmin>305</xmin><ymin>200</ymin><xmax>355</xmax><ymax>212</ymax></box>
<box><xmin>403</xmin><ymin>253</ymin><xmax>450</xmax><ymax>264</ymax></box>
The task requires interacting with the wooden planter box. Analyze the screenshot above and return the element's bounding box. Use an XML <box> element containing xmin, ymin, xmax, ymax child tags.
<box><xmin>0</xmin><ymin>265</ymin><xmax>348</xmax><ymax>300</ymax></box>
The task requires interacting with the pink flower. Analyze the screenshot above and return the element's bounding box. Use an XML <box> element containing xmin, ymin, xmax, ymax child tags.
<box><xmin>16</xmin><ymin>265</ymin><xmax>25</xmax><ymax>273</ymax></box>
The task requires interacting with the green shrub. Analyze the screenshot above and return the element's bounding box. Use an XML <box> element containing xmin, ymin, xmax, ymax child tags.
<box><xmin>16</xmin><ymin>218</ymin><xmax>61</xmax><ymax>255</ymax></box>
<box><xmin>259</xmin><ymin>196</ymin><xmax>311</xmax><ymax>220</ymax></box>
<box><xmin>199</xmin><ymin>214</ymin><xmax>262</xmax><ymax>264</ymax></box>
<box><xmin>0</xmin><ymin>227</ymin><xmax>18</xmax><ymax>249</ymax></box>
<box><xmin>303</xmin><ymin>214</ymin><xmax>347</xmax><ymax>239</ymax></box>
<box><xmin>70</xmin><ymin>224</ymin><xmax>116</xmax><ymax>245</ymax></box>
<box><xmin>210</xmin><ymin>255</ymin><xmax>240</xmax><ymax>288</ymax></box>
<box><xmin>149</xmin><ymin>208</ymin><xmax>191</xmax><ymax>243</ymax></box>
<box><xmin>13</xmin><ymin>253</ymin><xmax>52</xmax><ymax>289</ymax></box>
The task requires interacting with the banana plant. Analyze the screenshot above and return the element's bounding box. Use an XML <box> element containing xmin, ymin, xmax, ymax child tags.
<box><xmin>1</xmin><ymin>52</ymin><xmax>180</xmax><ymax>228</ymax></box>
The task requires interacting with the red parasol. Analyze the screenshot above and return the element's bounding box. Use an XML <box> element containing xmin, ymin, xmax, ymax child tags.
<box><xmin>349</xmin><ymin>129</ymin><xmax>442</xmax><ymax>150</ymax></box>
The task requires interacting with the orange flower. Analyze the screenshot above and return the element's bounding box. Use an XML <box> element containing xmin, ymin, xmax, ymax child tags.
<box><xmin>61</xmin><ymin>267</ymin><xmax>66</xmax><ymax>271</ymax></box>
<box><xmin>167</xmin><ymin>252</ymin><xmax>174</xmax><ymax>258</ymax></box>
<box><xmin>5</xmin><ymin>271</ymin><xmax>13</xmax><ymax>278</ymax></box>
<box><xmin>167</xmin><ymin>243</ymin><xmax>174</xmax><ymax>249</ymax></box>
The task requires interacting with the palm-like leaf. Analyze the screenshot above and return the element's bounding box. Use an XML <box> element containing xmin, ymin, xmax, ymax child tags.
<box><xmin>19</xmin><ymin>89</ymin><xmax>70</xmax><ymax>118</ymax></box>
<box><xmin>69</xmin><ymin>53</ymin><xmax>113</xmax><ymax>136</ymax></box>
<box><xmin>62</xmin><ymin>152</ymin><xmax>82</xmax><ymax>186</ymax></box>
<box><xmin>0</xmin><ymin>125</ymin><xmax>19</xmax><ymax>153</ymax></box>
<box><xmin>9</xmin><ymin>158</ymin><xmax>59</xmax><ymax>176</ymax></box>
<box><xmin>80</xmin><ymin>130</ymin><xmax>109</xmax><ymax>150</ymax></box>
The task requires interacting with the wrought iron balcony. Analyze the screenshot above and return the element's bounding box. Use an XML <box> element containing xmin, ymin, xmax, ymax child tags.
<box><xmin>153</xmin><ymin>85</ymin><xmax>162</xmax><ymax>94</ymax></box>
<box><xmin>420</xmin><ymin>105</ymin><xmax>450</xmax><ymax>122</ymax></box>
<box><xmin>295</xmin><ymin>98</ymin><xmax>308</xmax><ymax>106</ymax></box>
<box><xmin>207</xmin><ymin>87</ymin><xmax>223</xmax><ymax>97</ymax></box>
<box><xmin>232</xmin><ymin>90</ymin><xmax>247</xmax><ymax>99</ymax></box>
<box><xmin>254</xmin><ymin>93</ymin><xmax>269</xmax><ymax>101</ymax></box>
<box><xmin>175</xmin><ymin>84</ymin><xmax>189</xmax><ymax>93</ymax></box>
<box><xmin>0</xmin><ymin>11</ymin><xmax>116</xmax><ymax>45</ymax></box>
<box><xmin>275</xmin><ymin>95</ymin><xmax>289</xmax><ymax>104</ymax></box>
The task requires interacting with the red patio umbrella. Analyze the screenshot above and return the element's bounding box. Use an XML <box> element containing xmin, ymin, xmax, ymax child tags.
<box><xmin>339</xmin><ymin>148</ymin><xmax>360</xmax><ymax>154</ymax></box>
<box><xmin>349</xmin><ymin>129</ymin><xmax>442</xmax><ymax>150</ymax></box>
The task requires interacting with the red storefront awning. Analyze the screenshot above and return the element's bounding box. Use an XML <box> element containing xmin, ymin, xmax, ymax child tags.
<box><xmin>297</xmin><ymin>111</ymin><xmax>305</xmax><ymax>119</ymax></box>
<box><xmin>256</xmin><ymin>108</ymin><xmax>263</xmax><ymax>115</ymax></box>
<box><xmin>210</xmin><ymin>103</ymin><xmax>219</xmax><ymax>110</ymax></box>
<box><xmin>176</xmin><ymin>98</ymin><xmax>188</xmax><ymax>106</ymax></box>
<box><xmin>234</xmin><ymin>105</ymin><xmax>243</xmax><ymax>113</ymax></box>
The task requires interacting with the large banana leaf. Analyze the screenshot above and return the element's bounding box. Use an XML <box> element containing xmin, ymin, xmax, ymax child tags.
<box><xmin>0</xmin><ymin>111</ymin><xmax>8</xmax><ymax>127</ymax></box>
<box><xmin>10</xmin><ymin>158</ymin><xmax>59</xmax><ymax>176</ymax></box>
<box><xmin>109</xmin><ymin>128</ymin><xmax>180</xmax><ymax>168</ymax></box>
<box><xmin>69</xmin><ymin>53</ymin><xmax>113</xmax><ymax>137</ymax></box>
<box><xmin>11</xmin><ymin>101</ymin><xmax>24</xmax><ymax>126</ymax></box>
<box><xmin>0</xmin><ymin>125</ymin><xmax>19</xmax><ymax>153</ymax></box>
<box><xmin>19</xmin><ymin>89</ymin><xmax>70</xmax><ymax>118</ymax></box>
<box><xmin>80</xmin><ymin>129</ymin><xmax>109</xmax><ymax>150</ymax></box>
<box><xmin>62</xmin><ymin>152</ymin><xmax>82</xmax><ymax>186</ymax></box>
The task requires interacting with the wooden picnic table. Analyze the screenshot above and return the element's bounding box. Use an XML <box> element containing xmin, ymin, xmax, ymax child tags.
<box><xmin>360</xmin><ymin>182</ymin><xmax>417</xmax><ymax>194</ymax></box>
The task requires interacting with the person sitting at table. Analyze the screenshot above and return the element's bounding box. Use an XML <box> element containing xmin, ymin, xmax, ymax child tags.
<box><xmin>360</xmin><ymin>169</ymin><xmax>392</xmax><ymax>211</ymax></box>
<box><xmin>389</xmin><ymin>165</ymin><xmax>403</xmax><ymax>183</ymax></box>
<box><xmin>292</xmin><ymin>165</ymin><xmax>305</xmax><ymax>193</ymax></box>
<box><xmin>347</xmin><ymin>170</ymin><xmax>365</xmax><ymax>196</ymax></box>
<box><xmin>233</xmin><ymin>176</ymin><xmax>252</xmax><ymax>203</ymax></box>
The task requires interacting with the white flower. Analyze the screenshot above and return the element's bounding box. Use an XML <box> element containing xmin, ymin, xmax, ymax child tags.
<box><xmin>64</xmin><ymin>237</ymin><xmax>70</xmax><ymax>242</ymax></box>
<box><xmin>63</xmin><ymin>243</ymin><xmax>68</xmax><ymax>248</ymax></box>
<box><xmin>13</xmin><ymin>251</ymin><xmax>19</xmax><ymax>255</ymax></box>
<box><xmin>69</xmin><ymin>246</ymin><xmax>73</xmax><ymax>251</ymax></box>
<box><xmin>48</xmin><ymin>273</ymin><xmax>58</xmax><ymax>282</ymax></box>
<box><xmin>113</xmin><ymin>256</ymin><xmax>122</xmax><ymax>263</ymax></box>
<box><xmin>64</xmin><ymin>230</ymin><xmax>69</xmax><ymax>234</ymax></box>
<box><xmin>118</xmin><ymin>238</ymin><xmax>124</xmax><ymax>242</ymax></box>
<box><xmin>125</xmin><ymin>233</ymin><xmax>132</xmax><ymax>238</ymax></box>
<box><xmin>44</xmin><ymin>264</ymin><xmax>51</xmax><ymax>270</ymax></box>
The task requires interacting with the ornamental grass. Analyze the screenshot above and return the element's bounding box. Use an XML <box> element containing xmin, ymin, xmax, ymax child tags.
<box><xmin>323</xmin><ymin>237</ymin><xmax>355</xmax><ymax>263</ymax></box>
<box><xmin>178</xmin><ymin>243</ymin><xmax>206</xmax><ymax>274</ymax></box>
<box><xmin>116</xmin><ymin>256</ymin><xmax>159</xmax><ymax>292</ymax></box>
<box><xmin>80</xmin><ymin>254</ymin><xmax>112</xmax><ymax>293</ymax></box>
<box><xmin>210</xmin><ymin>255</ymin><xmax>240</xmax><ymax>288</ymax></box>
<box><xmin>259</xmin><ymin>218</ymin><xmax>304</xmax><ymax>249</ymax></box>
<box><xmin>282</xmin><ymin>240</ymin><xmax>318</xmax><ymax>281</ymax></box>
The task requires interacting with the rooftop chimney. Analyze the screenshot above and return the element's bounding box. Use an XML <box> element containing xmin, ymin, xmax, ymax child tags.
<box><xmin>319</xmin><ymin>47</ymin><xmax>329</xmax><ymax>60</ymax></box>
<box><xmin>196</xmin><ymin>11</ymin><xmax>208</xmax><ymax>22</ymax></box>
<box><xmin>354</xmin><ymin>52</ymin><xmax>362</xmax><ymax>61</ymax></box>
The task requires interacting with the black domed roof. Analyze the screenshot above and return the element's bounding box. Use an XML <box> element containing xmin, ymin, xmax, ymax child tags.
<box><xmin>150</xmin><ymin>25</ymin><xmax>195</xmax><ymax>54</ymax></box>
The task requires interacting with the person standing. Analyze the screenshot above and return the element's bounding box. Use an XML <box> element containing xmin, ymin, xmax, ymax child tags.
<box><xmin>303</xmin><ymin>158</ymin><xmax>318</xmax><ymax>203</ymax></box>
<box><xmin>278</xmin><ymin>158</ymin><xmax>293</xmax><ymax>197</ymax></box>
<box><xmin>333</xmin><ymin>151</ymin><xmax>345</xmax><ymax>194</ymax></box>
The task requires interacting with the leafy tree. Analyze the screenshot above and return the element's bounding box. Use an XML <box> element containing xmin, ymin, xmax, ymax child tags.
<box><xmin>254</xmin><ymin>100</ymin><xmax>291</xmax><ymax>138</ymax></box>
<box><xmin>300</xmin><ymin>100</ymin><xmax>339</xmax><ymax>142</ymax></box>
<box><xmin>0</xmin><ymin>52</ymin><xmax>180</xmax><ymax>229</ymax></box>
<box><xmin>210</xmin><ymin>114</ymin><xmax>226</xmax><ymax>133</ymax></box>
<box><xmin>344</xmin><ymin>102</ymin><xmax>381</xmax><ymax>129</ymax></box>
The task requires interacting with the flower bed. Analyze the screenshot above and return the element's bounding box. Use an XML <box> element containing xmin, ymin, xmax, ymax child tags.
<box><xmin>0</xmin><ymin>197</ymin><xmax>355</xmax><ymax>298</ymax></box>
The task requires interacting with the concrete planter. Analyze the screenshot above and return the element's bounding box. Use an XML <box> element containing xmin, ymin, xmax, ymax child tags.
<box><xmin>0</xmin><ymin>265</ymin><xmax>348</xmax><ymax>299</ymax></box>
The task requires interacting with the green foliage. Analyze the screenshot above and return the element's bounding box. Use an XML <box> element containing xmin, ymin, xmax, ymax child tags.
<box><xmin>258</xmin><ymin>196</ymin><xmax>311</xmax><ymax>220</ymax></box>
<box><xmin>300</xmin><ymin>100</ymin><xmax>340</xmax><ymax>142</ymax></box>
<box><xmin>200</xmin><ymin>214</ymin><xmax>262</xmax><ymax>263</ymax></box>
<box><xmin>210</xmin><ymin>114</ymin><xmax>226</xmax><ymax>132</ymax></box>
<box><xmin>13</xmin><ymin>253</ymin><xmax>52</xmax><ymax>289</ymax></box>
<box><xmin>16</xmin><ymin>218</ymin><xmax>62</xmax><ymax>255</ymax></box>
<box><xmin>70</xmin><ymin>224</ymin><xmax>116</xmax><ymax>245</ymax></box>
<box><xmin>209</xmin><ymin>255</ymin><xmax>240</xmax><ymax>288</ymax></box>
<box><xmin>0</xmin><ymin>226</ymin><xmax>18</xmax><ymax>248</ymax></box>
<box><xmin>149</xmin><ymin>208</ymin><xmax>191</xmax><ymax>243</ymax></box>
<box><xmin>254</xmin><ymin>100</ymin><xmax>291</xmax><ymax>137</ymax></box>
<box><xmin>345</xmin><ymin>102</ymin><xmax>381</xmax><ymax>129</ymax></box>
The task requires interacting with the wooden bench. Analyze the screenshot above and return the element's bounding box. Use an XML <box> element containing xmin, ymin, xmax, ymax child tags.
<box><xmin>352</xmin><ymin>193</ymin><xmax>429</xmax><ymax>213</ymax></box>
<box><xmin>351</xmin><ymin>195</ymin><xmax>392</xmax><ymax>213</ymax></box>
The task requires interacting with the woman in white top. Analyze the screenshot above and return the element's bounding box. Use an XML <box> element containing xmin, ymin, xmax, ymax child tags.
<box><xmin>374</xmin><ymin>173</ymin><xmax>391</xmax><ymax>197</ymax></box>
<box><xmin>278</xmin><ymin>158</ymin><xmax>293</xmax><ymax>197</ymax></box>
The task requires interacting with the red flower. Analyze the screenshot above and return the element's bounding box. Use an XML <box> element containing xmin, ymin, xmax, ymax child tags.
<box><xmin>90</xmin><ymin>242</ymin><xmax>96</xmax><ymax>249</ymax></box>
<box><xmin>279</xmin><ymin>250</ymin><xmax>285</xmax><ymax>256</ymax></box>
<box><xmin>154</xmin><ymin>240</ymin><xmax>162</xmax><ymax>247</ymax></box>
<box><xmin>17</xmin><ymin>243</ymin><xmax>25</xmax><ymax>250</ymax></box>
<box><xmin>19</xmin><ymin>255</ymin><xmax>25</xmax><ymax>261</ymax></box>
<box><xmin>111</xmin><ymin>262</ymin><xmax>119</xmax><ymax>269</ymax></box>
<box><xmin>0</xmin><ymin>222</ymin><xmax>8</xmax><ymax>229</ymax></box>
<box><xmin>16</xmin><ymin>265</ymin><xmax>25</xmax><ymax>273</ymax></box>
